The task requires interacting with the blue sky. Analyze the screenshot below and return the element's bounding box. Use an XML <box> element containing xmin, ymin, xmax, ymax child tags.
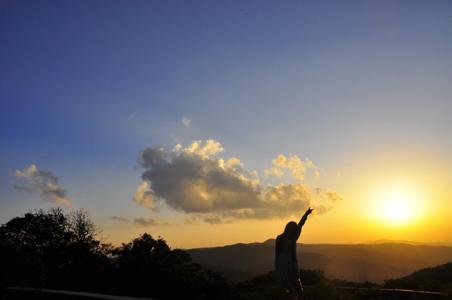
<box><xmin>1</xmin><ymin>0</ymin><xmax>451</xmax><ymax>246</ymax></box>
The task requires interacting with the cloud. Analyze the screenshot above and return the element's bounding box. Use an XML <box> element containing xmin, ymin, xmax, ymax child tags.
<box><xmin>134</xmin><ymin>140</ymin><xmax>342</xmax><ymax>222</ymax></box>
<box><xmin>220</xmin><ymin>184</ymin><xmax>313</xmax><ymax>219</ymax></box>
<box><xmin>179</xmin><ymin>139</ymin><xmax>224</xmax><ymax>158</ymax></box>
<box><xmin>184</xmin><ymin>216</ymin><xmax>200</xmax><ymax>224</ymax></box>
<box><xmin>187</xmin><ymin>214</ymin><xmax>233</xmax><ymax>224</ymax></box>
<box><xmin>250</xmin><ymin>170</ymin><xmax>259</xmax><ymax>177</ymax></box>
<box><xmin>137</xmin><ymin>140</ymin><xmax>259</xmax><ymax>213</ymax></box>
<box><xmin>325</xmin><ymin>191</ymin><xmax>343</xmax><ymax>202</ymax></box>
<box><xmin>264</xmin><ymin>154</ymin><xmax>316</xmax><ymax>180</ymax></box>
<box><xmin>134</xmin><ymin>217</ymin><xmax>169</xmax><ymax>227</ymax></box>
<box><xmin>14</xmin><ymin>164</ymin><xmax>72</xmax><ymax>206</ymax></box>
<box><xmin>264</xmin><ymin>167</ymin><xmax>284</xmax><ymax>178</ymax></box>
<box><xmin>133</xmin><ymin>181</ymin><xmax>157</xmax><ymax>211</ymax></box>
<box><xmin>181</xmin><ymin>116</ymin><xmax>192</xmax><ymax>128</ymax></box>
<box><xmin>200</xmin><ymin>214</ymin><xmax>228</xmax><ymax>224</ymax></box>
<box><xmin>110</xmin><ymin>216</ymin><xmax>131</xmax><ymax>222</ymax></box>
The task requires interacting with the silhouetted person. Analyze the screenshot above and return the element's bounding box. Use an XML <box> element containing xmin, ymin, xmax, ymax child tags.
<box><xmin>275</xmin><ymin>207</ymin><xmax>314</xmax><ymax>300</ymax></box>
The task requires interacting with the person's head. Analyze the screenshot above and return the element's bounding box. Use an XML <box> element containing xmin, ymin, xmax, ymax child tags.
<box><xmin>283</xmin><ymin>221</ymin><xmax>298</xmax><ymax>238</ymax></box>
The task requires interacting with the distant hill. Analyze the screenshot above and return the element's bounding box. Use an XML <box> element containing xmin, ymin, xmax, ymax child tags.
<box><xmin>186</xmin><ymin>240</ymin><xmax>452</xmax><ymax>283</ymax></box>
<box><xmin>385</xmin><ymin>262</ymin><xmax>452</xmax><ymax>293</ymax></box>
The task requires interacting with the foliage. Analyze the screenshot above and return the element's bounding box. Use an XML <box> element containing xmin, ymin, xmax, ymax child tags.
<box><xmin>0</xmin><ymin>208</ymin><xmax>108</xmax><ymax>290</ymax></box>
<box><xmin>0</xmin><ymin>208</ymin><xmax>230</xmax><ymax>299</ymax></box>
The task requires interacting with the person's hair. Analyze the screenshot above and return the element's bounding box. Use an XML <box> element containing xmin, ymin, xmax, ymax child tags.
<box><xmin>283</xmin><ymin>221</ymin><xmax>298</xmax><ymax>238</ymax></box>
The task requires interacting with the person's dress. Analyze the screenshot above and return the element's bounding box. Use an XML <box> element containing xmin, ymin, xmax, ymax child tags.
<box><xmin>275</xmin><ymin>229</ymin><xmax>301</xmax><ymax>290</ymax></box>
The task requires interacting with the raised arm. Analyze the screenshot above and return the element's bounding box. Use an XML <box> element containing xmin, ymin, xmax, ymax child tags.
<box><xmin>298</xmin><ymin>207</ymin><xmax>314</xmax><ymax>230</ymax></box>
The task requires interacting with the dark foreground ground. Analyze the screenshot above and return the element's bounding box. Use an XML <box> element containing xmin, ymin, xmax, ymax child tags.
<box><xmin>2</xmin><ymin>286</ymin><xmax>451</xmax><ymax>300</ymax></box>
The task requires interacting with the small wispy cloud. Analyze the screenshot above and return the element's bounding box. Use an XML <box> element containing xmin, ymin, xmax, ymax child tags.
<box><xmin>199</xmin><ymin>214</ymin><xmax>232</xmax><ymax>224</ymax></box>
<box><xmin>325</xmin><ymin>191</ymin><xmax>343</xmax><ymax>202</ymax></box>
<box><xmin>133</xmin><ymin>217</ymin><xmax>170</xmax><ymax>227</ymax></box>
<box><xmin>14</xmin><ymin>164</ymin><xmax>72</xmax><ymax>207</ymax></box>
<box><xmin>181</xmin><ymin>116</ymin><xmax>192</xmax><ymax>128</ymax></box>
<box><xmin>110</xmin><ymin>216</ymin><xmax>131</xmax><ymax>222</ymax></box>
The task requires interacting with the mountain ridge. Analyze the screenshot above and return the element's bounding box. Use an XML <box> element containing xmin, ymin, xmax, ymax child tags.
<box><xmin>185</xmin><ymin>239</ymin><xmax>452</xmax><ymax>283</ymax></box>
<box><xmin>385</xmin><ymin>262</ymin><xmax>452</xmax><ymax>292</ymax></box>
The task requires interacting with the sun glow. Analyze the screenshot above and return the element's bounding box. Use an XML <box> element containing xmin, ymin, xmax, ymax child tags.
<box><xmin>373</xmin><ymin>184</ymin><xmax>421</xmax><ymax>225</ymax></box>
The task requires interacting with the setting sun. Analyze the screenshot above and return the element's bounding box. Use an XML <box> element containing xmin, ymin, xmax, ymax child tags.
<box><xmin>374</xmin><ymin>185</ymin><xmax>420</xmax><ymax>225</ymax></box>
<box><xmin>382</xmin><ymin>197</ymin><xmax>411</xmax><ymax>224</ymax></box>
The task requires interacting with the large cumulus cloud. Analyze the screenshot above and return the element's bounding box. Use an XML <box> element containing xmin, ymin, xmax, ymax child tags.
<box><xmin>134</xmin><ymin>140</ymin><xmax>341</xmax><ymax>223</ymax></box>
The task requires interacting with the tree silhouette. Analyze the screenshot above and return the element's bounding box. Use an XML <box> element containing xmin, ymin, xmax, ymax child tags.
<box><xmin>111</xmin><ymin>233</ymin><xmax>230</xmax><ymax>299</ymax></box>
<box><xmin>0</xmin><ymin>208</ymin><xmax>108</xmax><ymax>291</ymax></box>
<box><xmin>0</xmin><ymin>208</ymin><xmax>230</xmax><ymax>299</ymax></box>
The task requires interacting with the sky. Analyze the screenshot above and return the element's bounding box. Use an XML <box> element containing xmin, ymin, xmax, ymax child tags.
<box><xmin>1</xmin><ymin>0</ymin><xmax>451</xmax><ymax>248</ymax></box>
